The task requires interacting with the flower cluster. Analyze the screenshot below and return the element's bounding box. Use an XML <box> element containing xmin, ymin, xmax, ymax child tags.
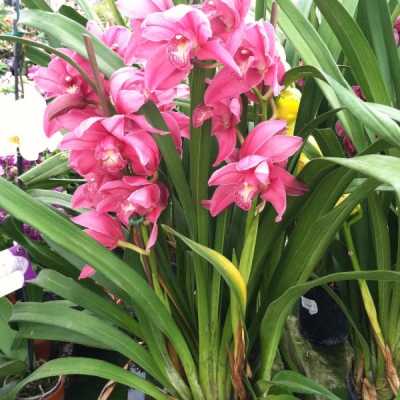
<box><xmin>32</xmin><ymin>0</ymin><xmax>307</xmax><ymax>277</ymax></box>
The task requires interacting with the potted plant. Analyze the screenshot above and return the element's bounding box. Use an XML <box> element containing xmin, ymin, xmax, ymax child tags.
<box><xmin>0</xmin><ymin>296</ymin><xmax>65</xmax><ymax>400</ymax></box>
<box><xmin>0</xmin><ymin>0</ymin><xmax>400</xmax><ymax>399</ymax></box>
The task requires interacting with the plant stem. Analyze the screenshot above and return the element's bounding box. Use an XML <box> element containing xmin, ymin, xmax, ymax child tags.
<box><xmin>342</xmin><ymin>221</ymin><xmax>386</xmax><ymax>349</ymax></box>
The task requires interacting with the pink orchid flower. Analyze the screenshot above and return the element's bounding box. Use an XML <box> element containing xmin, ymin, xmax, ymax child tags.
<box><xmin>116</xmin><ymin>0</ymin><xmax>173</xmax><ymax>30</ymax></box>
<box><xmin>43</xmin><ymin>104</ymin><xmax>102</xmax><ymax>138</ymax></box>
<box><xmin>97</xmin><ymin>177</ymin><xmax>169</xmax><ymax>248</ymax></box>
<box><xmin>87</xmin><ymin>21</ymin><xmax>131</xmax><ymax>58</ymax></box>
<box><xmin>135</xmin><ymin>4</ymin><xmax>240</xmax><ymax>91</ymax></box>
<box><xmin>60</xmin><ymin>115</ymin><xmax>161</xmax><ymax>177</ymax></box>
<box><xmin>71</xmin><ymin>210</ymin><xmax>126</xmax><ymax>279</ymax></box>
<box><xmin>204</xmin><ymin>19</ymin><xmax>286</xmax><ymax>105</ymax></box>
<box><xmin>34</xmin><ymin>49</ymin><xmax>105</xmax><ymax>101</ymax></box>
<box><xmin>71</xmin><ymin>171</ymin><xmax>121</xmax><ymax>209</ymax></box>
<box><xmin>109</xmin><ymin>67</ymin><xmax>189</xmax><ymax>114</ymax></box>
<box><xmin>203</xmin><ymin>120</ymin><xmax>308</xmax><ymax>221</ymax></box>
<box><xmin>193</xmin><ymin>96</ymin><xmax>242</xmax><ymax>166</ymax></box>
<box><xmin>202</xmin><ymin>0</ymin><xmax>251</xmax><ymax>54</ymax></box>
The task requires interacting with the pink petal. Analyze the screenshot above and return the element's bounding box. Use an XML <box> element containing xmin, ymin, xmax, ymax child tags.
<box><xmin>236</xmin><ymin>155</ymin><xmax>265</xmax><ymax>171</ymax></box>
<box><xmin>71</xmin><ymin>210</ymin><xmax>123</xmax><ymax>240</ymax></box>
<box><xmin>208</xmin><ymin>163</ymin><xmax>244</xmax><ymax>185</ymax></box>
<box><xmin>79</xmin><ymin>265</ymin><xmax>97</xmax><ymax>279</ymax></box>
<box><xmin>204</xmin><ymin>67</ymin><xmax>261</xmax><ymax>105</ymax></box>
<box><xmin>192</xmin><ymin>104</ymin><xmax>213</xmax><ymax>128</ymax></box>
<box><xmin>253</xmin><ymin>135</ymin><xmax>303</xmax><ymax>162</ymax></box>
<box><xmin>254</xmin><ymin>160</ymin><xmax>270</xmax><ymax>184</ymax></box>
<box><xmin>207</xmin><ymin>185</ymin><xmax>235</xmax><ymax>216</ymax></box>
<box><xmin>101</xmin><ymin>115</ymin><xmax>126</xmax><ymax>140</ymax></box>
<box><xmin>84</xmin><ymin>229</ymin><xmax>119</xmax><ymax>248</ymax></box>
<box><xmin>196</xmin><ymin>40</ymin><xmax>241</xmax><ymax>77</ymax></box>
<box><xmin>144</xmin><ymin>44</ymin><xmax>192</xmax><ymax>91</ymax></box>
<box><xmin>213</xmin><ymin>126</ymin><xmax>238</xmax><ymax>166</ymax></box>
<box><xmin>239</xmin><ymin>120</ymin><xmax>288</xmax><ymax>158</ymax></box>
<box><xmin>270</xmin><ymin>166</ymin><xmax>308</xmax><ymax>196</ymax></box>
<box><xmin>146</xmin><ymin>224</ymin><xmax>159</xmax><ymax>249</ymax></box>
<box><xmin>260</xmin><ymin>177</ymin><xmax>287</xmax><ymax>222</ymax></box>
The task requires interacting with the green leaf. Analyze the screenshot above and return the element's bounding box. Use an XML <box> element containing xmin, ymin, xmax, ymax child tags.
<box><xmin>364</xmin><ymin>0</ymin><xmax>400</xmax><ymax>106</ymax></box>
<box><xmin>10</xmin><ymin>302</ymin><xmax>168</xmax><ymax>385</ymax></box>
<box><xmin>294</xmin><ymin>66</ymin><xmax>400</xmax><ymax>149</ymax></box>
<box><xmin>0</xmin><ymin>298</ymin><xmax>20</xmax><ymax>359</ymax></box>
<box><xmin>0</xmin><ymin>178</ymin><xmax>201</xmax><ymax>397</ymax></box>
<box><xmin>162</xmin><ymin>225</ymin><xmax>247</xmax><ymax>320</ymax></box>
<box><xmin>138</xmin><ymin>101</ymin><xmax>197</xmax><ymax>240</ymax></box>
<box><xmin>22</xmin><ymin>0</ymin><xmax>52</xmax><ymax>11</ymax></box>
<box><xmin>313</xmin><ymin>0</ymin><xmax>391</xmax><ymax>105</ymax></box>
<box><xmin>265</xmin><ymin>370</ymin><xmax>341</xmax><ymax>400</ymax></box>
<box><xmin>325</xmin><ymin>155</ymin><xmax>400</xmax><ymax>199</ymax></box>
<box><xmin>2</xmin><ymin>216</ymin><xmax>85</xmax><ymax>281</ymax></box>
<box><xmin>0</xmin><ymin>358</ymin><xmax>171</xmax><ymax>400</ymax></box>
<box><xmin>58</xmin><ymin>5</ymin><xmax>88</xmax><ymax>27</ymax></box>
<box><xmin>75</xmin><ymin>0</ymin><xmax>103</xmax><ymax>26</ymax></box>
<box><xmin>103</xmin><ymin>0</ymin><xmax>126</xmax><ymax>27</ymax></box>
<box><xmin>24</xmin><ymin>46</ymin><xmax>51</xmax><ymax>67</ymax></box>
<box><xmin>260</xmin><ymin>270</ymin><xmax>400</xmax><ymax>381</ymax></box>
<box><xmin>273</xmin><ymin>0</ymin><xmax>366</xmax><ymax>152</ymax></box>
<box><xmin>0</xmin><ymin>35</ymin><xmax>96</xmax><ymax>92</ymax></box>
<box><xmin>31</xmin><ymin>270</ymin><xmax>143</xmax><ymax>338</ymax></box>
<box><xmin>18</xmin><ymin>152</ymin><xmax>70</xmax><ymax>187</ymax></box>
<box><xmin>18</xmin><ymin>9</ymin><xmax>124</xmax><ymax>79</ymax></box>
<box><xmin>0</xmin><ymin>360</ymin><xmax>27</xmax><ymax>380</ymax></box>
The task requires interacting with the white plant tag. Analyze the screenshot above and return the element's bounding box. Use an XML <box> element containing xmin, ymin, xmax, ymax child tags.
<box><xmin>301</xmin><ymin>296</ymin><xmax>318</xmax><ymax>315</ymax></box>
<box><xmin>0</xmin><ymin>245</ymin><xmax>35</xmax><ymax>298</ymax></box>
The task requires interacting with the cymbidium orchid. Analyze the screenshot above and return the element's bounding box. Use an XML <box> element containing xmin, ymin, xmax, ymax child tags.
<box><xmin>203</xmin><ymin>120</ymin><xmax>308</xmax><ymax>220</ymax></box>
<box><xmin>193</xmin><ymin>96</ymin><xmax>242</xmax><ymax>165</ymax></box>
<box><xmin>59</xmin><ymin>115</ymin><xmax>161</xmax><ymax>177</ymax></box>
<box><xmin>96</xmin><ymin>176</ymin><xmax>169</xmax><ymax>248</ymax></box>
<box><xmin>86</xmin><ymin>21</ymin><xmax>131</xmax><ymax>59</ymax></box>
<box><xmin>136</xmin><ymin>4</ymin><xmax>241</xmax><ymax>91</ymax></box>
<box><xmin>71</xmin><ymin>210</ymin><xmax>149</xmax><ymax>278</ymax></box>
<box><xmin>2</xmin><ymin>0</ymin><xmax>400</xmax><ymax>399</ymax></box>
<box><xmin>205</xmin><ymin>19</ymin><xmax>286</xmax><ymax>105</ymax></box>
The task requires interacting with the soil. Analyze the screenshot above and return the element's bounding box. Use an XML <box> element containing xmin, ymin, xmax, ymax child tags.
<box><xmin>6</xmin><ymin>360</ymin><xmax>60</xmax><ymax>398</ymax></box>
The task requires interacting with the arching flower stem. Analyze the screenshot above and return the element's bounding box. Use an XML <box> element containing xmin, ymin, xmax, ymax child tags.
<box><xmin>83</xmin><ymin>34</ymin><xmax>112</xmax><ymax>117</ymax></box>
<box><xmin>253</xmin><ymin>86</ymin><xmax>267</xmax><ymax>122</ymax></box>
<box><xmin>191</xmin><ymin>59</ymin><xmax>222</xmax><ymax>69</ymax></box>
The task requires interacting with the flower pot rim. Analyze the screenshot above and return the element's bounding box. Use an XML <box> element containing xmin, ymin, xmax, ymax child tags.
<box><xmin>13</xmin><ymin>375</ymin><xmax>64</xmax><ymax>400</ymax></box>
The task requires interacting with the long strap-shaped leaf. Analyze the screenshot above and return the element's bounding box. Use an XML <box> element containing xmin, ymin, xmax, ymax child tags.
<box><xmin>0</xmin><ymin>358</ymin><xmax>171</xmax><ymax>400</ymax></box>
<box><xmin>259</xmin><ymin>270</ymin><xmax>400</xmax><ymax>382</ymax></box>
<box><xmin>162</xmin><ymin>225</ymin><xmax>247</xmax><ymax>321</ymax></box>
<box><xmin>9</xmin><ymin>302</ymin><xmax>170</xmax><ymax>387</ymax></box>
<box><xmin>0</xmin><ymin>178</ymin><xmax>203</xmax><ymax>398</ymax></box>
<box><xmin>324</xmin><ymin>155</ymin><xmax>400</xmax><ymax>199</ymax></box>
<box><xmin>272</xmin><ymin>0</ymin><xmax>366</xmax><ymax>152</ymax></box>
<box><xmin>294</xmin><ymin>66</ymin><xmax>400</xmax><ymax>149</ymax></box>
<box><xmin>364</xmin><ymin>0</ymin><xmax>400</xmax><ymax>106</ymax></box>
<box><xmin>313</xmin><ymin>0</ymin><xmax>391</xmax><ymax>106</ymax></box>
<box><xmin>18</xmin><ymin>9</ymin><xmax>124</xmax><ymax>79</ymax></box>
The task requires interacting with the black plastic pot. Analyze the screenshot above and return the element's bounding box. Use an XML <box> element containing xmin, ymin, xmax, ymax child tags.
<box><xmin>345</xmin><ymin>368</ymin><xmax>358</xmax><ymax>400</ymax></box>
<box><xmin>299</xmin><ymin>285</ymin><xmax>349</xmax><ymax>346</ymax></box>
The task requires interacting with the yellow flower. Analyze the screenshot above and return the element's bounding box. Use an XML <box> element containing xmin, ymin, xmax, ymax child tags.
<box><xmin>335</xmin><ymin>193</ymin><xmax>361</xmax><ymax>216</ymax></box>
<box><xmin>296</xmin><ymin>153</ymin><xmax>310</xmax><ymax>175</ymax></box>
<box><xmin>276</xmin><ymin>88</ymin><xmax>301</xmax><ymax>135</ymax></box>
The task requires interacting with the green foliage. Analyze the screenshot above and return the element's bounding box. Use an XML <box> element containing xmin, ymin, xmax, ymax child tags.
<box><xmin>0</xmin><ymin>0</ymin><xmax>399</xmax><ymax>399</ymax></box>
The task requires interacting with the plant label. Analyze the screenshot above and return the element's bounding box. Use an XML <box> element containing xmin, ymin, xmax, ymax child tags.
<box><xmin>301</xmin><ymin>296</ymin><xmax>318</xmax><ymax>315</ymax></box>
<box><xmin>0</xmin><ymin>244</ymin><xmax>36</xmax><ymax>298</ymax></box>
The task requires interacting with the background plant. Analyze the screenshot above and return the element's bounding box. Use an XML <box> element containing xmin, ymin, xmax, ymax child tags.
<box><xmin>0</xmin><ymin>0</ymin><xmax>399</xmax><ymax>399</ymax></box>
